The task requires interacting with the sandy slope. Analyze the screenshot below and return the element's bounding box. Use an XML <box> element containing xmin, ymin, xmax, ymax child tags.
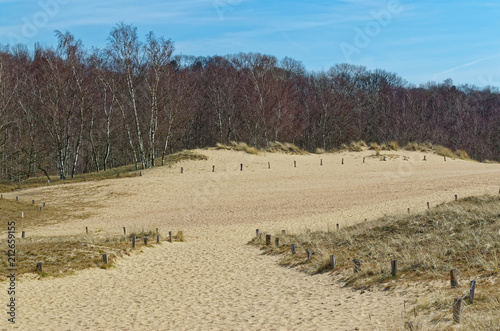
<box><xmin>2</xmin><ymin>149</ymin><xmax>500</xmax><ymax>330</ymax></box>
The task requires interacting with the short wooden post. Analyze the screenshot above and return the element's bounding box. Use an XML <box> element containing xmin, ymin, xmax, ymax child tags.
<box><xmin>320</xmin><ymin>159</ymin><xmax>323</xmax><ymax>166</ymax></box>
<box><xmin>144</xmin><ymin>237</ymin><xmax>148</xmax><ymax>246</ymax></box>
<box><xmin>39</xmin><ymin>206</ymin><xmax>42</xmax><ymax>211</ymax></box>
<box><xmin>16</xmin><ymin>196</ymin><xmax>18</xmax><ymax>202</ymax></box>
<box><xmin>444</xmin><ymin>156</ymin><xmax>447</xmax><ymax>161</ymax></box>
<box><xmin>330</xmin><ymin>255</ymin><xmax>336</xmax><ymax>269</ymax></box>
<box><xmin>268</xmin><ymin>162</ymin><xmax>270</xmax><ymax>169</ymax></box>
<box><xmin>43</xmin><ymin>203</ymin><xmax>45</xmax><ymax>207</ymax></box>
<box><xmin>132</xmin><ymin>236</ymin><xmax>136</xmax><ymax>248</ymax></box>
<box><xmin>363</xmin><ymin>157</ymin><xmax>365</xmax><ymax>163</ymax></box>
<box><xmin>353</xmin><ymin>259</ymin><xmax>361</xmax><ymax>273</ymax></box>
<box><xmin>265</xmin><ymin>234</ymin><xmax>271</xmax><ymax>246</ymax></box>
<box><xmin>342</xmin><ymin>158</ymin><xmax>344</xmax><ymax>165</ymax></box>
<box><xmin>336</xmin><ymin>224</ymin><xmax>339</xmax><ymax>231</ymax></box>
<box><xmin>32</xmin><ymin>199</ymin><xmax>35</xmax><ymax>204</ymax></box>
<box><xmin>22</xmin><ymin>231</ymin><xmax>25</xmax><ymax>239</ymax></box>
<box><xmin>391</xmin><ymin>260</ymin><xmax>398</xmax><ymax>277</ymax></box>
<box><xmin>256</xmin><ymin>229</ymin><xmax>259</xmax><ymax>238</ymax></box>
<box><xmin>181</xmin><ymin>167</ymin><xmax>184</xmax><ymax>174</ymax></box>
<box><xmin>157</xmin><ymin>235</ymin><xmax>160</xmax><ymax>244</ymax></box>
<box><xmin>453</xmin><ymin>298</ymin><xmax>463</xmax><ymax>324</ymax></box>
<box><xmin>123</xmin><ymin>227</ymin><xmax>126</xmax><ymax>235</ymax></box>
<box><xmin>212</xmin><ymin>165</ymin><xmax>215</xmax><ymax>172</ymax></box>
<box><xmin>282</xmin><ymin>230</ymin><xmax>286</xmax><ymax>235</ymax></box>
<box><xmin>383</xmin><ymin>156</ymin><xmax>386</xmax><ymax>161</ymax></box>
<box><xmin>294</xmin><ymin>160</ymin><xmax>296</xmax><ymax>167</ymax></box>
<box><xmin>169</xmin><ymin>231</ymin><xmax>173</xmax><ymax>243</ymax></box>
<box><xmin>36</xmin><ymin>262</ymin><xmax>42</xmax><ymax>273</ymax></box>
<box><xmin>291</xmin><ymin>244</ymin><xmax>296</xmax><ymax>254</ymax></box>
<box><xmin>306</xmin><ymin>249</ymin><xmax>312</xmax><ymax>260</ymax></box>
<box><xmin>275</xmin><ymin>237</ymin><xmax>280</xmax><ymax>247</ymax></box>
<box><xmin>102</xmin><ymin>254</ymin><xmax>108</xmax><ymax>264</ymax></box>
<box><xmin>240</xmin><ymin>164</ymin><xmax>243</xmax><ymax>171</ymax></box>
<box><xmin>455</xmin><ymin>194</ymin><xmax>458</xmax><ymax>201</ymax></box>
<box><xmin>427</xmin><ymin>202</ymin><xmax>430</xmax><ymax>209</ymax></box>
<box><xmin>450</xmin><ymin>269</ymin><xmax>458</xmax><ymax>288</ymax></box>
<box><xmin>140</xmin><ymin>171</ymin><xmax>142</xmax><ymax>176</ymax></box>
<box><xmin>469</xmin><ymin>280</ymin><xmax>476</xmax><ymax>304</ymax></box>
<box><xmin>407</xmin><ymin>208</ymin><xmax>410</xmax><ymax>214</ymax></box>
<box><xmin>86</xmin><ymin>227</ymin><xmax>88</xmax><ymax>234</ymax></box>
<box><xmin>117</xmin><ymin>173</ymin><xmax>120</xmax><ymax>178</ymax></box>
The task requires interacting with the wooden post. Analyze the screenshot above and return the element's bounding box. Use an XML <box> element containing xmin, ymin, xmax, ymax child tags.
<box><xmin>336</xmin><ymin>224</ymin><xmax>339</xmax><ymax>231</ymax></box>
<box><xmin>455</xmin><ymin>194</ymin><xmax>458</xmax><ymax>201</ymax></box>
<box><xmin>330</xmin><ymin>255</ymin><xmax>336</xmax><ymax>269</ymax></box>
<box><xmin>469</xmin><ymin>280</ymin><xmax>476</xmax><ymax>304</ymax></box>
<box><xmin>43</xmin><ymin>203</ymin><xmax>45</xmax><ymax>207</ymax></box>
<box><xmin>32</xmin><ymin>199</ymin><xmax>35</xmax><ymax>204</ymax></box>
<box><xmin>407</xmin><ymin>208</ymin><xmax>410</xmax><ymax>214</ymax></box>
<box><xmin>275</xmin><ymin>237</ymin><xmax>280</xmax><ymax>247</ymax></box>
<box><xmin>265</xmin><ymin>234</ymin><xmax>271</xmax><ymax>246</ymax></box>
<box><xmin>86</xmin><ymin>227</ymin><xmax>88</xmax><ymax>234</ymax></box>
<box><xmin>363</xmin><ymin>157</ymin><xmax>365</xmax><ymax>163</ymax></box>
<box><xmin>22</xmin><ymin>231</ymin><xmax>25</xmax><ymax>239</ymax></box>
<box><xmin>423</xmin><ymin>155</ymin><xmax>426</xmax><ymax>161</ymax></box>
<box><xmin>256</xmin><ymin>229</ymin><xmax>259</xmax><ymax>238</ymax></box>
<box><xmin>342</xmin><ymin>158</ymin><xmax>344</xmax><ymax>165</ymax></box>
<box><xmin>36</xmin><ymin>262</ymin><xmax>42</xmax><ymax>273</ymax></box>
<box><xmin>157</xmin><ymin>235</ymin><xmax>160</xmax><ymax>244</ymax></box>
<box><xmin>383</xmin><ymin>156</ymin><xmax>386</xmax><ymax>161</ymax></box>
<box><xmin>294</xmin><ymin>160</ymin><xmax>296</xmax><ymax>168</ymax></box>
<box><xmin>102</xmin><ymin>254</ymin><xmax>108</xmax><ymax>264</ymax></box>
<box><xmin>291</xmin><ymin>244</ymin><xmax>296</xmax><ymax>254</ymax></box>
<box><xmin>391</xmin><ymin>260</ymin><xmax>398</xmax><ymax>277</ymax></box>
<box><xmin>117</xmin><ymin>173</ymin><xmax>120</xmax><ymax>178</ymax></box>
<box><xmin>169</xmin><ymin>231</ymin><xmax>173</xmax><ymax>243</ymax></box>
<box><xmin>453</xmin><ymin>298</ymin><xmax>463</xmax><ymax>324</ymax></box>
<box><xmin>240</xmin><ymin>164</ymin><xmax>243</xmax><ymax>171</ymax></box>
<box><xmin>181</xmin><ymin>167</ymin><xmax>183</xmax><ymax>174</ymax></box>
<box><xmin>268</xmin><ymin>162</ymin><xmax>270</xmax><ymax>169</ymax></box>
<box><xmin>320</xmin><ymin>159</ymin><xmax>323</xmax><ymax>166</ymax></box>
<box><xmin>306</xmin><ymin>249</ymin><xmax>312</xmax><ymax>260</ymax></box>
<box><xmin>123</xmin><ymin>227</ymin><xmax>126</xmax><ymax>235</ymax></box>
<box><xmin>132</xmin><ymin>236</ymin><xmax>136</xmax><ymax>248</ymax></box>
<box><xmin>212</xmin><ymin>165</ymin><xmax>215</xmax><ymax>172</ymax></box>
<box><xmin>427</xmin><ymin>202</ymin><xmax>430</xmax><ymax>209</ymax></box>
<box><xmin>140</xmin><ymin>171</ymin><xmax>142</xmax><ymax>176</ymax></box>
<box><xmin>16</xmin><ymin>196</ymin><xmax>18</xmax><ymax>202</ymax></box>
<box><xmin>353</xmin><ymin>259</ymin><xmax>361</xmax><ymax>273</ymax></box>
<box><xmin>144</xmin><ymin>237</ymin><xmax>148</xmax><ymax>246</ymax></box>
<box><xmin>444</xmin><ymin>156</ymin><xmax>446</xmax><ymax>161</ymax></box>
<box><xmin>39</xmin><ymin>206</ymin><xmax>42</xmax><ymax>211</ymax></box>
<box><xmin>450</xmin><ymin>269</ymin><xmax>458</xmax><ymax>288</ymax></box>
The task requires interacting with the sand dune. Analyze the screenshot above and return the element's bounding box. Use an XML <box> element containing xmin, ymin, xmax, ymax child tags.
<box><xmin>2</xmin><ymin>149</ymin><xmax>500</xmax><ymax>330</ymax></box>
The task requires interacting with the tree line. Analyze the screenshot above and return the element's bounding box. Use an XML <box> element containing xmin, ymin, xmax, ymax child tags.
<box><xmin>1</xmin><ymin>23</ymin><xmax>499</xmax><ymax>181</ymax></box>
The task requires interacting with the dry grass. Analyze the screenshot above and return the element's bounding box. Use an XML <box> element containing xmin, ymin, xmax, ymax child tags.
<box><xmin>216</xmin><ymin>141</ymin><xmax>259</xmax><ymax>155</ymax></box>
<box><xmin>314</xmin><ymin>147</ymin><xmax>326</xmax><ymax>154</ymax></box>
<box><xmin>0</xmin><ymin>150</ymin><xmax>208</xmax><ymax>193</ymax></box>
<box><xmin>266</xmin><ymin>141</ymin><xmax>308</xmax><ymax>155</ymax></box>
<box><xmin>341</xmin><ymin>140</ymin><xmax>367</xmax><ymax>152</ymax></box>
<box><xmin>250</xmin><ymin>194</ymin><xmax>500</xmax><ymax>328</ymax></box>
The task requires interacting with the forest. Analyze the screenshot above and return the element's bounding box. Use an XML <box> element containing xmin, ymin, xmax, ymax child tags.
<box><xmin>0</xmin><ymin>23</ymin><xmax>499</xmax><ymax>181</ymax></box>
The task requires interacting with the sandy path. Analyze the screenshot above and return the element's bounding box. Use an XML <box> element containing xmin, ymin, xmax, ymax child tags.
<box><xmin>2</xmin><ymin>150</ymin><xmax>500</xmax><ymax>330</ymax></box>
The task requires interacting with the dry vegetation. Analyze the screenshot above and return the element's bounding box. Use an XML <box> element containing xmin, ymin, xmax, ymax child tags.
<box><xmin>216</xmin><ymin>141</ymin><xmax>308</xmax><ymax>155</ymax></box>
<box><xmin>0</xmin><ymin>150</ymin><xmax>208</xmax><ymax>193</ymax></box>
<box><xmin>250</xmin><ymin>195</ymin><xmax>500</xmax><ymax>329</ymax></box>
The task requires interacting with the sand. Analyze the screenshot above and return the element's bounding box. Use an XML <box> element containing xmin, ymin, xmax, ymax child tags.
<box><xmin>2</xmin><ymin>149</ymin><xmax>500</xmax><ymax>330</ymax></box>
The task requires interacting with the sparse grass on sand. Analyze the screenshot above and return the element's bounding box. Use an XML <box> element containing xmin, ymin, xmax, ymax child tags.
<box><xmin>0</xmin><ymin>150</ymin><xmax>208</xmax><ymax>193</ymax></box>
<box><xmin>0</xmin><ymin>198</ymin><xmax>185</xmax><ymax>279</ymax></box>
<box><xmin>216</xmin><ymin>141</ymin><xmax>308</xmax><ymax>155</ymax></box>
<box><xmin>250</xmin><ymin>195</ymin><xmax>500</xmax><ymax>329</ymax></box>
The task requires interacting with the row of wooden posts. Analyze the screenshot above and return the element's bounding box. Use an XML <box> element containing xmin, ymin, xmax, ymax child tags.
<box><xmin>257</xmin><ymin>228</ymin><xmax>476</xmax><ymax>324</ymax></box>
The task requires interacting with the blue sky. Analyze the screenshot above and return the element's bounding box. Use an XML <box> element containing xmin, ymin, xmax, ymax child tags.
<box><xmin>1</xmin><ymin>0</ymin><xmax>499</xmax><ymax>87</ymax></box>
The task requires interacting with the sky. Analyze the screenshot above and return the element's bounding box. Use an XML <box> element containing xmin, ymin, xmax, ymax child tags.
<box><xmin>0</xmin><ymin>0</ymin><xmax>499</xmax><ymax>88</ymax></box>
